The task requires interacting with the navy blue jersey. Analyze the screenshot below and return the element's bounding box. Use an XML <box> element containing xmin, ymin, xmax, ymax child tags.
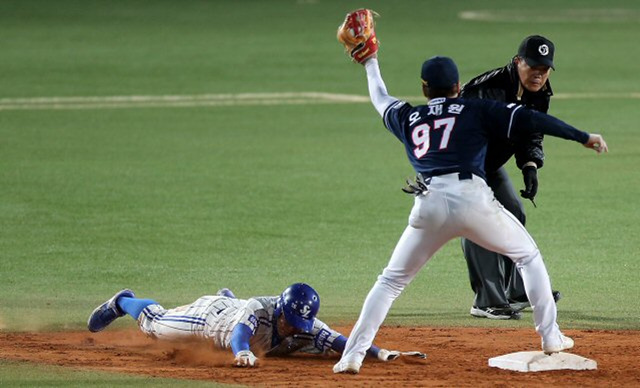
<box><xmin>383</xmin><ymin>97</ymin><xmax>588</xmax><ymax>180</ymax></box>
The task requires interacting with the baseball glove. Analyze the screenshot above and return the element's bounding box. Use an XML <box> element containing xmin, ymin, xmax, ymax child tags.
<box><xmin>378</xmin><ymin>349</ymin><xmax>428</xmax><ymax>362</ymax></box>
<box><xmin>337</xmin><ymin>9</ymin><xmax>379</xmax><ymax>64</ymax></box>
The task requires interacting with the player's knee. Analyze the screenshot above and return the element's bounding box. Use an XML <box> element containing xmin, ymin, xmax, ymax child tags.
<box><xmin>378</xmin><ymin>271</ymin><xmax>410</xmax><ymax>295</ymax></box>
<box><xmin>136</xmin><ymin>304</ymin><xmax>166</xmax><ymax>335</ymax></box>
<box><xmin>408</xmin><ymin>204</ymin><xmax>426</xmax><ymax>229</ymax></box>
<box><xmin>513</xmin><ymin>248</ymin><xmax>540</xmax><ymax>267</ymax></box>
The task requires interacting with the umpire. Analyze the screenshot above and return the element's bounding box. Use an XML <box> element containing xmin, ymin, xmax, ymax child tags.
<box><xmin>461</xmin><ymin>35</ymin><xmax>561</xmax><ymax>320</ymax></box>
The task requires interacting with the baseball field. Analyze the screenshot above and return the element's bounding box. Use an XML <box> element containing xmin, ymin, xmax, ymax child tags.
<box><xmin>1</xmin><ymin>0</ymin><xmax>639</xmax><ymax>386</ymax></box>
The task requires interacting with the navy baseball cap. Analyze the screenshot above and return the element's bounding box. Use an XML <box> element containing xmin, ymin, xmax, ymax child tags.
<box><xmin>517</xmin><ymin>35</ymin><xmax>555</xmax><ymax>69</ymax></box>
<box><xmin>421</xmin><ymin>56</ymin><xmax>459</xmax><ymax>89</ymax></box>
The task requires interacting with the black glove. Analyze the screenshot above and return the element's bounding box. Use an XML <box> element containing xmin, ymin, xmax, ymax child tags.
<box><xmin>401</xmin><ymin>174</ymin><xmax>430</xmax><ymax>196</ymax></box>
<box><xmin>520</xmin><ymin>165</ymin><xmax>538</xmax><ymax>200</ymax></box>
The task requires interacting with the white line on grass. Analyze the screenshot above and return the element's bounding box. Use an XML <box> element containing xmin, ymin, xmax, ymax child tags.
<box><xmin>0</xmin><ymin>92</ymin><xmax>638</xmax><ymax>111</ymax></box>
<box><xmin>553</xmin><ymin>92</ymin><xmax>640</xmax><ymax>100</ymax></box>
<box><xmin>459</xmin><ymin>9</ymin><xmax>640</xmax><ymax>23</ymax></box>
<box><xmin>0</xmin><ymin>92</ymin><xmax>369</xmax><ymax>111</ymax></box>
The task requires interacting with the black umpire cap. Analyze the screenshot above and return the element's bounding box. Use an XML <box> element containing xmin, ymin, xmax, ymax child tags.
<box><xmin>517</xmin><ymin>35</ymin><xmax>555</xmax><ymax>69</ymax></box>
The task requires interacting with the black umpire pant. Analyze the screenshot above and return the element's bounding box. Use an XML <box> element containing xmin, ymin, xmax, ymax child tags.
<box><xmin>461</xmin><ymin>166</ymin><xmax>528</xmax><ymax>308</ymax></box>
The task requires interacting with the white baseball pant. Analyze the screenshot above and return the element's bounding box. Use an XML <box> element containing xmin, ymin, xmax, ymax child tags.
<box><xmin>137</xmin><ymin>296</ymin><xmax>243</xmax><ymax>347</ymax></box>
<box><xmin>340</xmin><ymin>173</ymin><xmax>563</xmax><ymax>366</ymax></box>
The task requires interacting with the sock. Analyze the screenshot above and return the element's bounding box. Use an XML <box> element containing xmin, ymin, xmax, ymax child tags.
<box><xmin>117</xmin><ymin>297</ymin><xmax>157</xmax><ymax>320</ymax></box>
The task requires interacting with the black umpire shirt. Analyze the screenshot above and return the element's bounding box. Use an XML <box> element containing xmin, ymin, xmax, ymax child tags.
<box><xmin>460</xmin><ymin>60</ymin><xmax>552</xmax><ymax>172</ymax></box>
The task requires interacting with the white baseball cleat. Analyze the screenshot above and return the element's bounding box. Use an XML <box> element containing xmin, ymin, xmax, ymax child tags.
<box><xmin>333</xmin><ymin>360</ymin><xmax>361</xmax><ymax>374</ymax></box>
<box><xmin>542</xmin><ymin>334</ymin><xmax>574</xmax><ymax>354</ymax></box>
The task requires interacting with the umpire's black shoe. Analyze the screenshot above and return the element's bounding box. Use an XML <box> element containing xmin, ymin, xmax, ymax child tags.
<box><xmin>510</xmin><ymin>290</ymin><xmax>562</xmax><ymax>312</ymax></box>
<box><xmin>470</xmin><ymin>305</ymin><xmax>522</xmax><ymax>320</ymax></box>
<box><xmin>553</xmin><ymin>290</ymin><xmax>562</xmax><ymax>303</ymax></box>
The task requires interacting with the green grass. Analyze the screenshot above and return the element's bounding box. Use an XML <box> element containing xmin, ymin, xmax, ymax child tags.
<box><xmin>0</xmin><ymin>360</ymin><xmax>230</xmax><ymax>387</ymax></box>
<box><xmin>1</xmin><ymin>0</ymin><xmax>640</xmax><ymax>384</ymax></box>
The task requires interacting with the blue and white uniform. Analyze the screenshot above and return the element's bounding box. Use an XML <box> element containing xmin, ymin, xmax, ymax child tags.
<box><xmin>138</xmin><ymin>295</ymin><xmax>345</xmax><ymax>356</ymax></box>
<box><xmin>337</xmin><ymin>58</ymin><xmax>588</xmax><ymax>370</ymax></box>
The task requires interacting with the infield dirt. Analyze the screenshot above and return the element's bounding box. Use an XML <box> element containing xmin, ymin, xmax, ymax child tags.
<box><xmin>1</xmin><ymin>326</ymin><xmax>639</xmax><ymax>387</ymax></box>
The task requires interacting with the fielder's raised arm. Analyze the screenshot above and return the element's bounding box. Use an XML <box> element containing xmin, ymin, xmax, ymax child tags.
<box><xmin>337</xmin><ymin>9</ymin><xmax>398</xmax><ymax>117</ymax></box>
<box><xmin>365</xmin><ymin>59</ymin><xmax>399</xmax><ymax>117</ymax></box>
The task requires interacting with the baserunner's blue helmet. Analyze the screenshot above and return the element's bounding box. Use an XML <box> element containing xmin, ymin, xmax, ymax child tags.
<box><xmin>276</xmin><ymin>283</ymin><xmax>319</xmax><ymax>333</ymax></box>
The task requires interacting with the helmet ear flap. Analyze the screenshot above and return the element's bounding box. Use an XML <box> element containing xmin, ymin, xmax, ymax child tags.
<box><xmin>274</xmin><ymin>295</ymin><xmax>284</xmax><ymax>317</ymax></box>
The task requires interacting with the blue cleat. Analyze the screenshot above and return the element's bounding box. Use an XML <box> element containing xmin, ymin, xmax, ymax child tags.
<box><xmin>216</xmin><ymin>288</ymin><xmax>236</xmax><ymax>299</ymax></box>
<box><xmin>87</xmin><ymin>289</ymin><xmax>135</xmax><ymax>333</ymax></box>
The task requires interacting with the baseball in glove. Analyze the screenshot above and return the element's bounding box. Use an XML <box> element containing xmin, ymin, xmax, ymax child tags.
<box><xmin>337</xmin><ymin>9</ymin><xmax>379</xmax><ymax>64</ymax></box>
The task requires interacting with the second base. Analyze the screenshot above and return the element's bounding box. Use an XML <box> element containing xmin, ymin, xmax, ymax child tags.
<box><xmin>488</xmin><ymin>351</ymin><xmax>597</xmax><ymax>372</ymax></box>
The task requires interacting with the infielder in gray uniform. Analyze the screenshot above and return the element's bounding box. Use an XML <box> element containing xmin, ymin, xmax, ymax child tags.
<box><xmin>88</xmin><ymin>283</ymin><xmax>425</xmax><ymax>367</ymax></box>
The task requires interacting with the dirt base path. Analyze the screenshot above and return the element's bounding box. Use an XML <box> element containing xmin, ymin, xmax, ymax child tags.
<box><xmin>1</xmin><ymin>327</ymin><xmax>639</xmax><ymax>387</ymax></box>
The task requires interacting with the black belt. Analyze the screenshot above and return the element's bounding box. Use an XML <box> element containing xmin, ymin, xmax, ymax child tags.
<box><xmin>458</xmin><ymin>171</ymin><xmax>472</xmax><ymax>180</ymax></box>
<box><xmin>418</xmin><ymin>171</ymin><xmax>473</xmax><ymax>181</ymax></box>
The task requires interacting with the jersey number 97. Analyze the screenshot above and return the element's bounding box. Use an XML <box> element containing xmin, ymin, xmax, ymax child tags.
<box><xmin>411</xmin><ymin>117</ymin><xmax>456</xmax><ymax>158</ymax></box>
